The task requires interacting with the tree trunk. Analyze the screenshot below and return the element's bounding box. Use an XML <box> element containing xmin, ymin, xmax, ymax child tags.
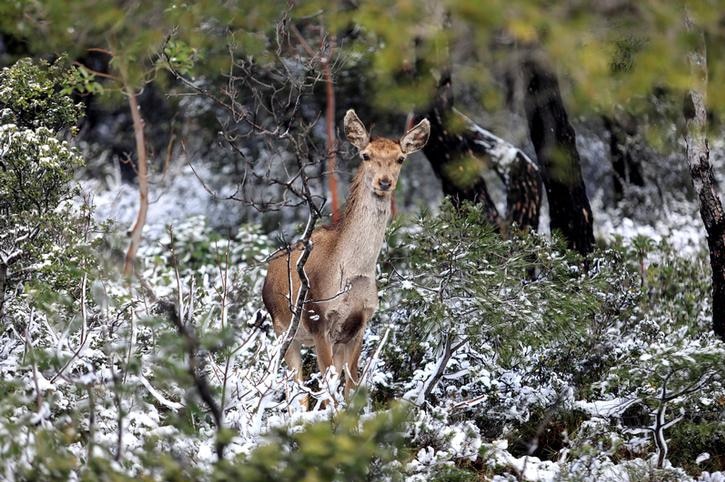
<box><xmin>505</xmin><ymin>151</ymin><xmax>542</xmax><ymax>231</ymax></box>
<box><xmin>323</xmin><ymin>36</ymin><xmax>341</xmax><ymax>224</ymax></box>
<box><xmin>123</xmin><ymin>89</ymin><xmax>149</xmax><ymax>277</ymax></box>
<box><xmin>683</xmin><ymin>16</ymin><xmax>725</xmax><ymax>340</ymax></box>
<box><xmin>419</xmin><ymin>72</ymin><xmax>541</xmax><ymax>232</ymax></box>
<box><xmin>0</xmin><ymin>262</ymin><xmax>7</xmax><ymax>317</ymax></box>
<box><xmin>421</xmin><ymin>74</ymin><xmax>502</xmax><ymax>228</ymax></box>
<box><xmin>602</xmin><ymin>114</ymin><xmax>645</xmax><ymax>203</ymax></box>
<box><xmin>522</xmin><ymin>58</ymin><xmax>594</xmax><ymax>256</ymax></box>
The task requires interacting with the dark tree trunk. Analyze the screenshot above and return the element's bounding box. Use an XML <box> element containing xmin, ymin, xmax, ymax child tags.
<box><xmin>522</xmin><ymin>58</ymin><xmax>594</xmax><ymax>256</ymax></box>
<box><xmin>602</xmin><ymin>115</ymin><xmax>645</xmax><ymax>203</ymax></box>
<box><xmin>420</xmin><ymin>74</ymin><xmax>502</xmax><ymax>228</ymax></box>
<box><xmin>506</xmin><ymin>153</ymin><xmax>542</xmax><ymax>230</ymax></box>
<box><xmin>684</xmin><ymin>18</ymin><xmax>725</xmax><ymax>340</ymax></box>
<box><xmin>419</xmin><ymin>73</ymin><xmax>541</xmax><ymax>232</ymax></box>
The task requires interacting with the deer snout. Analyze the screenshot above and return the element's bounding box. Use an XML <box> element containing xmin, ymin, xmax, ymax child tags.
<box><xmin>378</xmin><ymin>177</ymin><xmax>393</xmax><ymax>191</ymax></box>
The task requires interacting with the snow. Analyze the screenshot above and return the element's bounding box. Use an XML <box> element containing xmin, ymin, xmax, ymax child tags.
<box><xmin>485</xmin><ymin>440</ymin><xmax>560</xmax><ymax>482</ymax></box>
<box><xmin>595</xmin><ymin>211</ymin><xmax>705</xmax><ymax>255</ymax></box>
<box><xmin>698</xmin><ymin>453</ymin><xmax>712</xmax><ymax>464</ymax></box>
<box><xmin>84</xmin><ymin>161</ymin><xmax>245</xmax><ymax>239</ymax></box>
<box><xmin>575</xmin><ymin>397</ymin><xmax>640</xmax><ymax>418</ymax></box>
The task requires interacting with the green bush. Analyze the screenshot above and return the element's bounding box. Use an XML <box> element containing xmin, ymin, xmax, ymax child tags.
<box><xmin>0</xmin><ymin>58</ymin><xmax>85</xmax><ymax>312</ymax></box>
<box><xmin>0</xmin><ymin>57</ymin><xmax>83</xmax><ymax>131</ymax></box>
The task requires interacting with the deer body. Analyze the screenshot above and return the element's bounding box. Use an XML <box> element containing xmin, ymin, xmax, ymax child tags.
<box><xmin>262</xmin><ymin>110</ymin><xmax>430</xmax><ymax>399</ymax></box>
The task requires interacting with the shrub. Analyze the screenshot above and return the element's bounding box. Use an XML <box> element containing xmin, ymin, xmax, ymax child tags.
<box><xmin>0</xmin><ymin>58</ymin><xmax>85</xmax><ymax>313</ymax></box>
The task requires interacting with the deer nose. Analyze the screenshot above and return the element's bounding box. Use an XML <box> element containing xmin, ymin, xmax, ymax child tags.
<box><xmin>379</xmin><ymin>178</ymin><xmax>392</xmax><ymax>191</ymax></box>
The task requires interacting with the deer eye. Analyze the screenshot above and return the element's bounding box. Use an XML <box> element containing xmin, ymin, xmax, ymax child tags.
<box><xmin>362</xmin><ymin>153</ymin><xmax>370</xmax><ymax>161</ymax></box>
<box><xmin>397</xmin><ymin>156</ymin><xmax>405</xmax><ymax>164</ymax></box>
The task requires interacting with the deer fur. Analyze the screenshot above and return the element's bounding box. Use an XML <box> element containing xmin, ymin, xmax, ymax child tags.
<box><xmin>262</xmin><ymin>109</ymin><xmax>430</xmax><ymax>400</ymax></box>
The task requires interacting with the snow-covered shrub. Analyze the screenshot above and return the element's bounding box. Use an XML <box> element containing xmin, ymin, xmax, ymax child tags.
<box><xmin>369</xmin><ymin>202</ymin><xmax>724</xmax><ymax>480</ymax></box>
<box><xmin>0</xmin><ymin>57</ymin><xmax>83</xmax><ymax>131</ymax></box>
<box><xmin>377</xmin><ymin>202</ymin><xmax>638</xmax><ymax>412</ymax></box>
<box><xmin>0</xmin><ymin>208</ymin><xmax>412</xmax><ymax>479</ymax></box>
<box><xmin>0</xmin><ymin>58</ymin><xmax>86</xmax><ymax>312</ymax></box>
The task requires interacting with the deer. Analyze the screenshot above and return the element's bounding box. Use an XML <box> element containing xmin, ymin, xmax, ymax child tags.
<box><xmin>262</xmin><ymin>109</ymin><xmax>430</xmax><ymax>402</ymax></box>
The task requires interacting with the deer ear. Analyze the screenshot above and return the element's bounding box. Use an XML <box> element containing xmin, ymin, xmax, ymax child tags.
<box><xmin>344</xmin><ymin>109</ymin><xmax>369</xmax><ymax>150</ymax></box>
<box><xmin>400</xmin><ymin>118</ymin><xmax>430</xmax><ymax>154</ymax></box>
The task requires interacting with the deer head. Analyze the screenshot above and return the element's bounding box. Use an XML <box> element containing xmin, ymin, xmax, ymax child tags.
<box><xmin>344</xmin><ymin>109</ymin><xmax>430</xmax><ymax>198</ymax></box>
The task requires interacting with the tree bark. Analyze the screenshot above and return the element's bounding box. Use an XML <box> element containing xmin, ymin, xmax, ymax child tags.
<box><xmin>683</xmin><ymin>15</ymin><xmax>725</xmax><ymax>340</ymax></box>
<box><xmin>602</xmin><ymin>114</ymin><xmax>645</xmax><ymax>203</ymax></box>
<box><xmin>323</xmin><ymin>36</ymin><xmax>341</xmax><ymax>224</ymax></box>
<box><xmin>504</xmin><ymin>150</ymin><xmax>542</xmax><ymax>231</ymax></box>
<box><xmin>421</xmin><ymin>74</ymin><xmax>502</xmax><ymax>227</ymax></box>
<box><xmin>123</xmin><ymin>89</ymin><xmax>149</xmax><ymax>277</ymax></box>
<box><xmin>0</xmin><ymin>262</ymin><xmax>6</xmax><ymax>318</ymax></box>
<box><xmin>290</xmin><ymin>24</ymin><xmax>340</xmax><ymax>223</ymax></box>
<box><xmin>522</xmin><ymin>58</ymin><xmax>594</xmax><ymax>256</ymax></box>
<box><xmin>419</xmin><ymin>73</ymin><xmax>541</xmax><ymax>232</ymax></box>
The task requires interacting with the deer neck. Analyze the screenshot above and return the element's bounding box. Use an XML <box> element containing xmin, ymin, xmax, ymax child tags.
<box><xmin>333</xmin><ymin>169</ymin><xmax>391</xmax><ymax>278</ymax></box>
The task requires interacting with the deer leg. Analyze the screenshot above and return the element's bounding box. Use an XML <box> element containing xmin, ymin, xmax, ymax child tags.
<box><xmin>342</xmin><ymin>305</ymin><xmax>373</xmax><ymax>399</ymax></box>
<box><xmin>312</xmin><ymin>332</ymin><xmax>334</xmax><ymax>378</ymax></box>
<box><xmin>315</xmin><ymin>331</ymin><xmax>344</xmax><ymax>409</ymax></box>
<box><xmin>344</xmin><ymin>331</ymin><xmax>365</xmax><ymax>399</ymax></box>
<box><xmin>333</xmin><ymin>343</ymin><xmax>346</xmax><ymax>379</ymax></box>
<box><xmin>283</xmin><ymin>339</ymin><xmax>308</xmax><ymax>410</ymax></box>
<box><xmin>284</xmin><ymin>339</ymin><xmax>304</xmax><ymax>383</ymax></box>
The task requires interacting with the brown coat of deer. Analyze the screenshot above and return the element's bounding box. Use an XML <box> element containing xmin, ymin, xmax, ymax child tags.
<box><xmin>262</xmin><ymin>109</ymin><xmax>430</xmax><ymax>399</ymax></box>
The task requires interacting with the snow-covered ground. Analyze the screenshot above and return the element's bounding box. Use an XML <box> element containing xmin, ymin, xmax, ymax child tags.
<box><xmin>3</xmin><ymin>131</ymin><xmax>722</xmax><ymax>480</ymax></box>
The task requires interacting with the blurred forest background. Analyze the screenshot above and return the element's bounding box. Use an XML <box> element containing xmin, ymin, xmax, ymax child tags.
<box><xmin>1</xmin><ymin>1</ymin><xmax>725</xmax><ymax>480</ymax></box>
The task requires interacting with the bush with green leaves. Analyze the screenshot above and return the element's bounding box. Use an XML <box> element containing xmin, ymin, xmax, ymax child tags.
<box><xmin>377</xmin><ymin>202</ymin><xmax>639</xmax><ymax>407</ymax></box>
<box><xmin>216</xmin><ymin>398</ymin><xmax>409</xmax><ymax>482</ymax></box>
<box><xmin>0</xmin><ymin>58</ymin><xmax>85</xmax><ymax>312</ymax></box>
<box><xmin>0</xmin><ymin>57</ymin><xmax>83</xmax><ymax>131</ymax></box>
<box><xmin>372</xmin><ymin>202</ymin><xmax>724</xmax><ymax>479</ymax></box>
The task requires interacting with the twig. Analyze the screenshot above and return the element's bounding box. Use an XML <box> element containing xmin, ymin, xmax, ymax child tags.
<box><xmin>358</xmin><ymin>325</ymin><xmax>392</xmax><ymax>389</ymax></box>
<box><xmin>138</xmin><ymin>374</ymin><xmax>183</xmax><ymax>411</ymax></box>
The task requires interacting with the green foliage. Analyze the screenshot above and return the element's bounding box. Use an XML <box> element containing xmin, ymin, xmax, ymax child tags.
<box><xmin>0</xmin><ymin>124</ymin><xmax>82</xmax><ymax>217</ymax></box>
<box><xmin>0</xmin><ymin>1</ymin><xmax>290</xmax><ymax>89</ymax></box>
<box><xmin>0</xmin><ymin>58</ymin><xmax>86</xmax><ymax>308</ymax></box>
<box><xmin>382</xmin><ymin>202</ymin><xmax>637</xmax><ymax>373</ymax></box>
<box><xmin>309</xmin><ymin>0</ymin><xmax>725</xmax><ymax>125</ymax></box>
<box><xmin>216</xmin><ymin>398</ymin><xmax>408</xmax><ymax>481</ymax></box>
<box><xmin>669</xmin><ymin>417</ymin><xmax>725</xmax><ymax>474</ymax></box>
<box><xmin>429</xmin><ymin>464</ymin><xmax>480</xmax><ymax>482</ymax></box>
<box><xmin>0</xmin><ymin>58</ymin><xmax>84</xmax><ymax>216</ymax></box>
<box><xmin>0</xmin><ymin>57</ymin><xmax>83</xmax><ymax>130</ymax></box>
<box><xmin>72</xmin><ymin>66</ymin><xmax>105</xmax><ymax>95</ymax></box>
<box><xmin>163</xmin><ymin>40</ymin><xmax>198</xmax><ymax>77</ymax></box>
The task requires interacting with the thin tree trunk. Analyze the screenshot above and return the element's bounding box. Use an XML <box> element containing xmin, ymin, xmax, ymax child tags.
<box><xmin>290</xmin><ymin>24</ymin><xmax>340</xmax><ymax>223</ymax></box>
<box><xmin>684</xmin><ymin>14</ymin><xmax>725</xmax><ymax>340</ymax></box>
<box><xmin>602</xmin><ymin>114</ymin><xmax>645</xmax><ymax>203</ymax></box>
<box><xmin>323</xmin><ymin>36</ymin><xmax>340</xmax><ymax>224</ymax></box>
<box><xmin>522</xmin><ymin>58</ymin><xmax>594</xmax><ymax>256</ymax></box>
<box><xmin>123</xmin><ymin>89</ymin><xmax>149</xmax><ymax>277</ymax></box>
